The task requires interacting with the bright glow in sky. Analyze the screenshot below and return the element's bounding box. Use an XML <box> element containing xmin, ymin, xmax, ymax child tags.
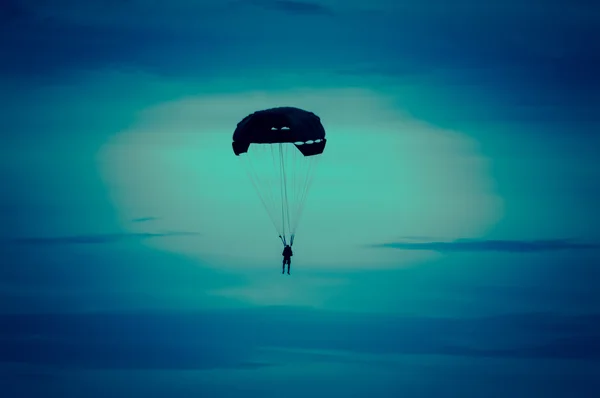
<box><xmin>98</xmin><ymin>88</ymin><xmax>503</xmax><ymax>269</ymax></box>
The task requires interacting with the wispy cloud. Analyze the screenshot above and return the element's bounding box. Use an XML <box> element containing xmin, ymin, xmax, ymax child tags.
<box><xmin>131</xmin><ymin>216</ymin><xmax>159</xmax><ymax>223</ymax></box>
<box><xmin>369</xmin><ymin>238</ymin><xmax>600</xmax><ymax>253</ymax></box>
<box><xmin>240</xmin><ymin>0</ymin><xmax>335</xmax><ymax>16</ymax></box>
<box><xmin>2</xmin><ymin>309</ymin><xmax>599</xmax><ymax>368</ymax></box>
<box><xmin>8</xmin><ymin>231</ymin><xmax>200</xmax><ymax>246</ymax></box>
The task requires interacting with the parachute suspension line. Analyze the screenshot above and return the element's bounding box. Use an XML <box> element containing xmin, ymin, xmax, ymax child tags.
<box><xmin>251</xmin><ymin>145</ymin><xmax>280</xmax><ymax>231</ymax></box>
<box><xmin>292</xmin><ymin>144</ymin><xmax>299</xmax><ymax>214</ymax></box>
<box><xmin>290</xmin><ymin>161</ymin><xmax>311</xmax><ymax>234</ymax></box>
<box><xmin>240</xmin><ymin>144</ymin><xmax>321</xmax><ymax>247</ymax></box>
<box><xmin>268</xmin><ymin>144</ymin><xmax>287</xmax><ymax>246</ymax></box>
<box><xmin>291</xmin><ymin>154</ymin><xmax>322</xmax><ymax>235</ymax></box>
<box><xmin>289</xmin><ymin>144</ymin><xmax>303</xmax><ymax>246</ymax></box>
<box><xmin>241</xmin><ymin>151</ymin><xmax>279</xmax><ymax>234</ymax></box>
<box><xmin>281</xmin><ymin>143</ymin><xmax>293</xmax><ymax>239</ymax></box>
<box><xmin>277</xmin><ymin>144</ymin><xmax>286</xmax><ymax>239</ymax></box>
<box><xmin>262</xmin><ymin>145</ymin><xmax>279</xmax><ymax>228</ymax></box>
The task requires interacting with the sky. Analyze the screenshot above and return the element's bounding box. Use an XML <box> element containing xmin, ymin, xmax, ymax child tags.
<box><xmin>1</xmin><ymin>0</ymin><xmax>600</xmax><ymax>397</ymax></box>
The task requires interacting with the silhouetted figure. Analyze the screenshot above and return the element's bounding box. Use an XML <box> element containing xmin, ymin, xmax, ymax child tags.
<box><xmin>282</xmin><ymin>244</ymin><xmax>293</xmax><ymax>274</ymax></box>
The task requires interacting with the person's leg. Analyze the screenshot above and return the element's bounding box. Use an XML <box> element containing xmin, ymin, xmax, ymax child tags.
<box><xmin>287</xmin><ymin>259</ymin><xmax>291</xmax><ymax>274</ymax></box>
<box><xmin>282</xmin><ymin>258</ymin><xmax>285</xmax><ymax>273</ymax></box>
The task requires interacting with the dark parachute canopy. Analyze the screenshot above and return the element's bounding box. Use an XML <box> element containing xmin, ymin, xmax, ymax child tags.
<box><xmin>232</xmin><ymin>107</ymin><xmax>327</xmax><ymax>246</ymax></box>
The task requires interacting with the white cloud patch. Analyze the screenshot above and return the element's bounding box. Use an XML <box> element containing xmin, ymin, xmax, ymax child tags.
<box><xmin>98</xmin><ymin>87</ymin><xmax>503</xmax><ymax>269</ymax></box>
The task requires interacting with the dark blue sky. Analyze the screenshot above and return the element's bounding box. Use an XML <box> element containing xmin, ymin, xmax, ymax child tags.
<box><xmin>1</xmin><ymin>1</ymin><xmax>599</xmax><ymax>396</ymax></box>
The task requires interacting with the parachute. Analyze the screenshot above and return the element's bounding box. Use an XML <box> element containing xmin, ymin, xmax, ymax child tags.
<box><xmin>232</xmin><ymin>107</ymin><xmax>327</xmax><ymax>246</ymax></box>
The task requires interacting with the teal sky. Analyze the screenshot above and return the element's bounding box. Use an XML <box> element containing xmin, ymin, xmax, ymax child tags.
<box><xmin>1</xmin><ymin>1</ymin><xmax>599</xmax><ymax>396</ymax></box>
<box><xmin>5</xmin><ymin>68</ymin><xmax>597</xmax><ymax>315</ymax></box>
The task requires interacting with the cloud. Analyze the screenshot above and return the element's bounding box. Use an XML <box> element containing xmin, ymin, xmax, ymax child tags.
<box><xmin>131</xmin><ymin>216</ymin><xmax>159</xmax><ymax>223</ymax></box>
<box><xmin>1</xmin><ymin>309</ymin><xmax>599</xmax><ymax>368</ymax></box>
<box><xmin>0</xmin><ymin>11</ymin><xmax>226</xmax><ymax>81</ymax></box>
<box><xmin>503</xmin><ymin>335</ymin><xmax>600</xmax><ymax>360</ymax></box>
<box><xmin>99</xmin><ymin>88</ymin><xmax>503</xmax><ymax>268</ymax></box>
<box><xmin>8</xmin><ymin>231</ymin><xmax>200</xmax><ymax>246</ymax></box>
<box><xmin>241</xmin><ymin>0</ymin><xmax>335</xmax><ymax>15</ymax></box>
<box><xmin>3</xmin><ymin>0</ymin><xmax>598</xmax><ymax>120</ymax></box>
<box><xmin>369</xmin><ymin>238</ymin><xmax>600</xmax><ymax>253</ymax></box>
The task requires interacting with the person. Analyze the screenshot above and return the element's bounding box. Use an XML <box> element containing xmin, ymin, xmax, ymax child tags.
<box><xmin>282</xmin><ymin>244</ymin><xmax>293</xmax><ymax>274</ymax></box>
